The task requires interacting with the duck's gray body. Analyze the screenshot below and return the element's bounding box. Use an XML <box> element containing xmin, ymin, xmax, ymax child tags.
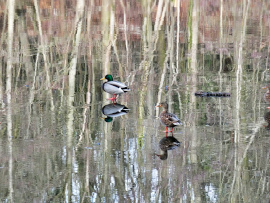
<box><xmin>102</xmin><ymin>81</ymin><xmax>130</xmax><ymax>95</ymax></box>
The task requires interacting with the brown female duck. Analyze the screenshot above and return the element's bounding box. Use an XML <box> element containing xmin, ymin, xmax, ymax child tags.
<box><xmin>264</xmin><ymin>107</ymin><xmax>270</xmax><ymax>130</ymax></box>
<box><xmin>262</xmin><ymin>84</ymin><xmax>270</xmax><ymax>103</ymax></box>
<box><xmin>156</xmin><ymin>102</ymin><xmax>182</xmax><ymax>133</ymax></box>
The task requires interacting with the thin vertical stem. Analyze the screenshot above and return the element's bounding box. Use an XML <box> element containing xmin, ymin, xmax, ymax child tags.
<box><xmin>33</xmin><ymin>0</ymin><xmax>51</xmax><ymax>90</ymax></box>
<box><xmin>7</xmin><ymin>0</ymin><xmax>15</xmax><ymax>202</ymax></box>
<box><xmin>176</xmin><ymin>0</ymin><xmax>181</xmax><ymax>73</ymax></box>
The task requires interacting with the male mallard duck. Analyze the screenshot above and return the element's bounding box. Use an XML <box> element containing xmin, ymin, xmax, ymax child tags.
<box><xmin>101</xmin><ymin>103</ymin><xmax>130</xmax><ymax>122</ymax></box>
<box><xmin>156</xmin><ymin>102</ymin><xmax>182</xmax><ymax>133</ymax></box>
<box><xmin>156</xmin><ymin>136</ymin><xmax>181</xmax><ymax>160</ymax></box>
<box><xmin>263</xmin><ymin>84</ymin><xmax>270</xmax><ymax>103</ymax></box>
<box><xmin>100</xmin><ymin>74</ymin><xmax>130</xmax><ymax>104</ymax></box>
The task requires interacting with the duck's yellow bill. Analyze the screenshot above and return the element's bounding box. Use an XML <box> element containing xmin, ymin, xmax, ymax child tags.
<box><xmin>100</xmin><ymin>77</ymin><xmax>105</xmax><ymax>80</ymax></box>
<box><xmin>156</xmin><ymin>104</ymin><xmax>162</xmax><ymax>107</ymax></box>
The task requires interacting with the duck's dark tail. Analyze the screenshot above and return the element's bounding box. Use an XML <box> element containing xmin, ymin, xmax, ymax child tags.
<box><xmin>123</xmin><ymin>87</ymin><xmax>131</xmax><ymax>92</ymax></box>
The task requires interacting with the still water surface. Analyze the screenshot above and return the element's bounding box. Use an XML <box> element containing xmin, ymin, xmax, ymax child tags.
<box><xmin>1</xmin><ymin>0</ymin><xmax>270</xmax><ymax>202</ymax></box>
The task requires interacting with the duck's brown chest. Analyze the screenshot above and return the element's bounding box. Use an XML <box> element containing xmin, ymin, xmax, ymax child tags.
<box><xmin>265</xmin><ymin>92</ymin><xmax>270</xmax><ymax>102</ymax></box>
<box><xmin>159</xmin><ymin>112</ymin><xmax>175</xmax><ymax>127</ymax></box>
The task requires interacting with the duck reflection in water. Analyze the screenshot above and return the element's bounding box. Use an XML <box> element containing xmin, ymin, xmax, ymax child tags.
<box><xmin>101</xmin><ymin>103</ymin><xmax>130</xmax><ymax>122</ymax></box>
<box><xmin>156</xmin><ymin>135</ymin><xmax>181</xmax><ymax>160</ymax></box>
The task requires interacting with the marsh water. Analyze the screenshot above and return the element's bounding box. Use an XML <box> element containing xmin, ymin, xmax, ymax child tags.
<box><xmin>1</xmin><ymin>0</ymin><xmax>270</xmax><ymax>202</ymax></box>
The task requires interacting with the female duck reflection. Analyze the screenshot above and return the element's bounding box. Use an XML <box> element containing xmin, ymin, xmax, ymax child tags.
<box><xmin>156</xmin><ymin>135</ymin><xmax>181</xmax><ymax>160</ymax></box>
<box><xmin>101</xmin><ymin>103</ymin><xmax>130</xmax><ymax>122</ymax></box>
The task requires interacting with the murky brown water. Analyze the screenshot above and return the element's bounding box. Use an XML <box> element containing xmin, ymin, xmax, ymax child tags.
<box><xmin>1</xmin><ymin>0</ymin><xmax>270</xmax><ymax>202</ymax></box>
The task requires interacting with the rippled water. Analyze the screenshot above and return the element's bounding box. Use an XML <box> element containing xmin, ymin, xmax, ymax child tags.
<box><xmin>1</xmin><ymin>0</ymin><xmax>270</xmax><ymax>202</ymax></box>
